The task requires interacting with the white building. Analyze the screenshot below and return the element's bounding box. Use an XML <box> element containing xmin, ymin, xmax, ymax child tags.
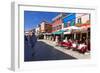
<box><xmin>35</xmin><ymin>27</ymin><xmax>40</xmax><ymax>36</ymax></box>
<box><xmin>76</xmin><ymin>13</ymin><xmax>90</xmax><ymax>24</ymax></box>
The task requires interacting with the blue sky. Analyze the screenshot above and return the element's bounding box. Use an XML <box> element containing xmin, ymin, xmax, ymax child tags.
<box><xmin>24</xmin><ymin>11</ymin><xmax>60</xmax><ymax>31</ymax></box>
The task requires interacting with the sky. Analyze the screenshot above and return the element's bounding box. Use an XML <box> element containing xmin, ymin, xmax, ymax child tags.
<box><xmin>24</xmin><ymin>11</ymin><xmax>60</xmax><ymax>31</ymax></box>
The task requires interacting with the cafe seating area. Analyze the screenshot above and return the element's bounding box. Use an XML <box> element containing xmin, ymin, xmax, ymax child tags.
<box><xmin>58</xmin><ymin>39</ymin><xmax>90</xmax><ymax>54</ymax></box>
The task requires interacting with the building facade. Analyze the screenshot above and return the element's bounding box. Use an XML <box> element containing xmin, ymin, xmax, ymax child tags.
<box><xmin>62</xmin><ymin>13</ymin><xmax>76</xmax><ymax>40</ymax></box>
<box><xmin>63</xmin><ymin>13</ymin><xmax>76</xmax><ymax>27</ymax></box>
<box><xmin>52</xmin><ymin>14</ymin><xmax>63</xmax><ymax>32</ymax></box>
<box><xmin>75</xmin><ymin>13</ymin><xmax>90</xmax><ymax>27</ymax></box>
<box><xmin>39</xmin><ymin>21</ymin><xmax>52</xmax><ymax>33</ymax></box>
<box><xmin>75</xmin><ymin>13</ymin><xmax>91</xmax><ymax>40</ymax></box>
<box><xmin>38</xmin><ymin>21</ymin><xmax>52</xmax><ymax>39</ymax></box>
<box><xmin>35</xmin><ymin>27</ymin><xmax>40</xmax><ymax>37</ymax></box>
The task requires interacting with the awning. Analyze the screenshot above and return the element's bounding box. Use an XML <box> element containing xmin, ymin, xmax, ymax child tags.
<box><xmin>64</xmin><ymin>31</ymin><xmax>71</xmax><ymax>34</ymax></box>
<box><xmin>62</xmin><ymin>26</ymin><xmax>80</xmax><ymax>34</ymax></box>
<box><xmin>52</xmin><ymin>30</ymin><xmax>64</xmax><ymax>35</ymax></box>
<box><xmin>62</xmin><ymin>26</ymin><xmax>80</xmax><ymax>31</ymax></box>
<box><xmin>80</xmin><ymin>24</ymin><xmax>90</xmax><ymax>29</ymax></box>
<box><xmin>63</xmin><ymin>29</ymin><xmax>71</xmax><ymax>34</ymax></box>
<box><xmin>66</xmin><ymin>26</ymin><xmax>81</xmax><ymax>30</ymax></box>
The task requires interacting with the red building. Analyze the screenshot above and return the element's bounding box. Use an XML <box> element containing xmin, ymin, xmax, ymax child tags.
<box><xmin>52</xmin><ymin>14</ymin><xmax>63</xmax><ymax>32</ymax></box>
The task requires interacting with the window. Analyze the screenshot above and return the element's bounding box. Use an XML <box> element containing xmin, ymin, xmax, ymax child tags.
<box><xmin>78</xmin><ymin>18</ymin><xmax>82</xmax><ymax>24</ymax></box>
<box><xmin>59</xmin><ymin>25</ymin><xmax>62</xmax><ymax>29</ymax></box>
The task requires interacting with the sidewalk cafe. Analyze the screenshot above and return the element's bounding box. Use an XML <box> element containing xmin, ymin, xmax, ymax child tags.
<box><xmin>57</xmin><ymin>25</ymin><xmax>90</xmax><ymax>54</ymax></box>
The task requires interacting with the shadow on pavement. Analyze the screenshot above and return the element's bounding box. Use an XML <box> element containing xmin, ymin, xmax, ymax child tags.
<box><xmin>24</xmin><ymin>40</ymin><xmax>76</xmax><ymax>62</ymax></box>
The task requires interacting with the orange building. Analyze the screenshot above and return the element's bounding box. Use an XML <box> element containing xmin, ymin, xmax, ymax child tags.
<box><xmin>39</xmin><ymin>21</ymin><xmax>52</xmax><ymax>33</ymax></box>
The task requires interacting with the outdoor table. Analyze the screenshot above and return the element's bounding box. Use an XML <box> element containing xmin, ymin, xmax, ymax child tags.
<box><xmin>78</xmin><ymin>44</ymin><xmax>87</xmax><ymax>50</ymax></box>
<box><xmin>72</xmin><ymin>43</ymin><xmax>77</xmax><ymax>48</ymax></box>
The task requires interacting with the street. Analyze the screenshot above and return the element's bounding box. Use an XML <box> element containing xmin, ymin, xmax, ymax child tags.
<box><xmin>24</xmin><ymin>40</ymin><xmax>76</xmax><ymax>61</ymax></box>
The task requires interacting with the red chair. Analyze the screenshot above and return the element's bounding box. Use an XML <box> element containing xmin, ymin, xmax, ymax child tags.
<box><xmin>58</xmin><ymin>40</ymin><xmax>72</xmax><ymax>49</ymax></box>
<box><xmin>78</xmin><ymin>46</ymin><xmax>87</xmax><ymax>54</ymax></box>
<box><xmin>58</xmin><ymin>41</ymin><xmax>70</xmax><ymax>47</ymax></box>
<box><xmin>63</xmin><ymin>41</ymin><xmax>72</xmax><ymax>49</ymax></box>
<box><xmin>58</xmin><ymin>42</ymin><xmax>67</xmax><ymax>47</ymax></box>
<box><xmin>68</xmin><ymin>41</ymin><xmax>72</xmax><ymax>49</ymax></box>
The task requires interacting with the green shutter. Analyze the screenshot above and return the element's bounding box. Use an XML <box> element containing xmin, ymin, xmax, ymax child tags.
<box><xmin>71</xmin><ymin>20</ymin><xmax>75</xmax><ymax>26</ymax></box>
<box><xmin>64</xmin><ymin>22</ymin><xmax>66</xmax><ymax>27</ymax></box>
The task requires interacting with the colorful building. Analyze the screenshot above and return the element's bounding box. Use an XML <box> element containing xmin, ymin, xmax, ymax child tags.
<box><xmin>52</xmin><ymin>13</ymin><xmax>63</xmax><ymax>32</ymax></box>
<box><xmin>39</xmin><ymin>21</ymin><xmax>52</xmax><ymax>33</ymax></box>
<box><xmin>37</xmin><ymin>13</ymin><xmax>90</xmax><ymax>43</ymax></box>
<box><xmin>61</xmin><ymin>13</ymin><xmax>90</xmax><ymax>40</ymax></box>
<box><xmin>51</xmin><ymin>13</ymin><xmax>65</xmax><ymax>41</ymax></box>
<box><xmin>62</xmin><ymin>13</ymin><xmax>76</xmax><ymax>40</ymax></box>
<box><xmin>38</xmin><ymin>21</ymin><xmax>52</xmax><ymax>39</ymax></box>
<box><xmin>75</xmin><ymin>13</ymin><xmax>91</xmax><ymax>40</ymax></box>
<box><xmin>63</xmin><ymin>13</ymin><xmax>76</xmax><ymax>27</ymax></box>
<box><xmin>75</xmin><ymin>13</ymin><xmax>90</xmax><ymax>27</ymax></box>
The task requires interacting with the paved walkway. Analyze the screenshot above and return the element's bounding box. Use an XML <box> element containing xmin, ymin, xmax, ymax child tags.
<box><xmin>40</xmin><ymin>39</ymin><xmax>90</xmax><ymax>59</ymax></box>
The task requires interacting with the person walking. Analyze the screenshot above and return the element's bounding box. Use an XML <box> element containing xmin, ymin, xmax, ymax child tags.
<box><xmin>30</xmin><ymin>32</ymin><xmax>37</xmax><ymax>48</ymax></box>
<box><xmin>24</xmin><ymin>34</ymin><xmax>34</xmax><ymax>61</ymax></box>
<box><xmin>29</xmin><ymin>32</ymin><xmax>37</xmax><ymax>57</ymax></box>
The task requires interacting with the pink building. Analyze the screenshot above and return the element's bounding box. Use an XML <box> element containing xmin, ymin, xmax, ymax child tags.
<box><xmin>52</xmin><ymin>14</ymin><xmax>63</xmax><ymax>33</ymax></box>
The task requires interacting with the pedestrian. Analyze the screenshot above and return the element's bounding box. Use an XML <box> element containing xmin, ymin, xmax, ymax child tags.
<box><xmin>31</xmin><ymin>32</ymin><xmax>37</xmax><ymax>48</ymax></box>
<box><xmin>25</xmin><ymin>35</ymin><xmax>28</xmax><ymax>41</ymax></box>
<box><xmin>29</xmin><ymin>32</ymin><xmax>37</xmax><ymax>57</ymax></box>
<box><xmin>24</xmin><ymin>34</ymin><xmax>34</xmax><ymax>61</ymax></box>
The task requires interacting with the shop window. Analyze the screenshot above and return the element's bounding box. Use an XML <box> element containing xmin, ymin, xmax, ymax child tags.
<box><xmin>59</xmin><ymin>25</ymin><xmax>62</xmax><ymax>29</ymax></box>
